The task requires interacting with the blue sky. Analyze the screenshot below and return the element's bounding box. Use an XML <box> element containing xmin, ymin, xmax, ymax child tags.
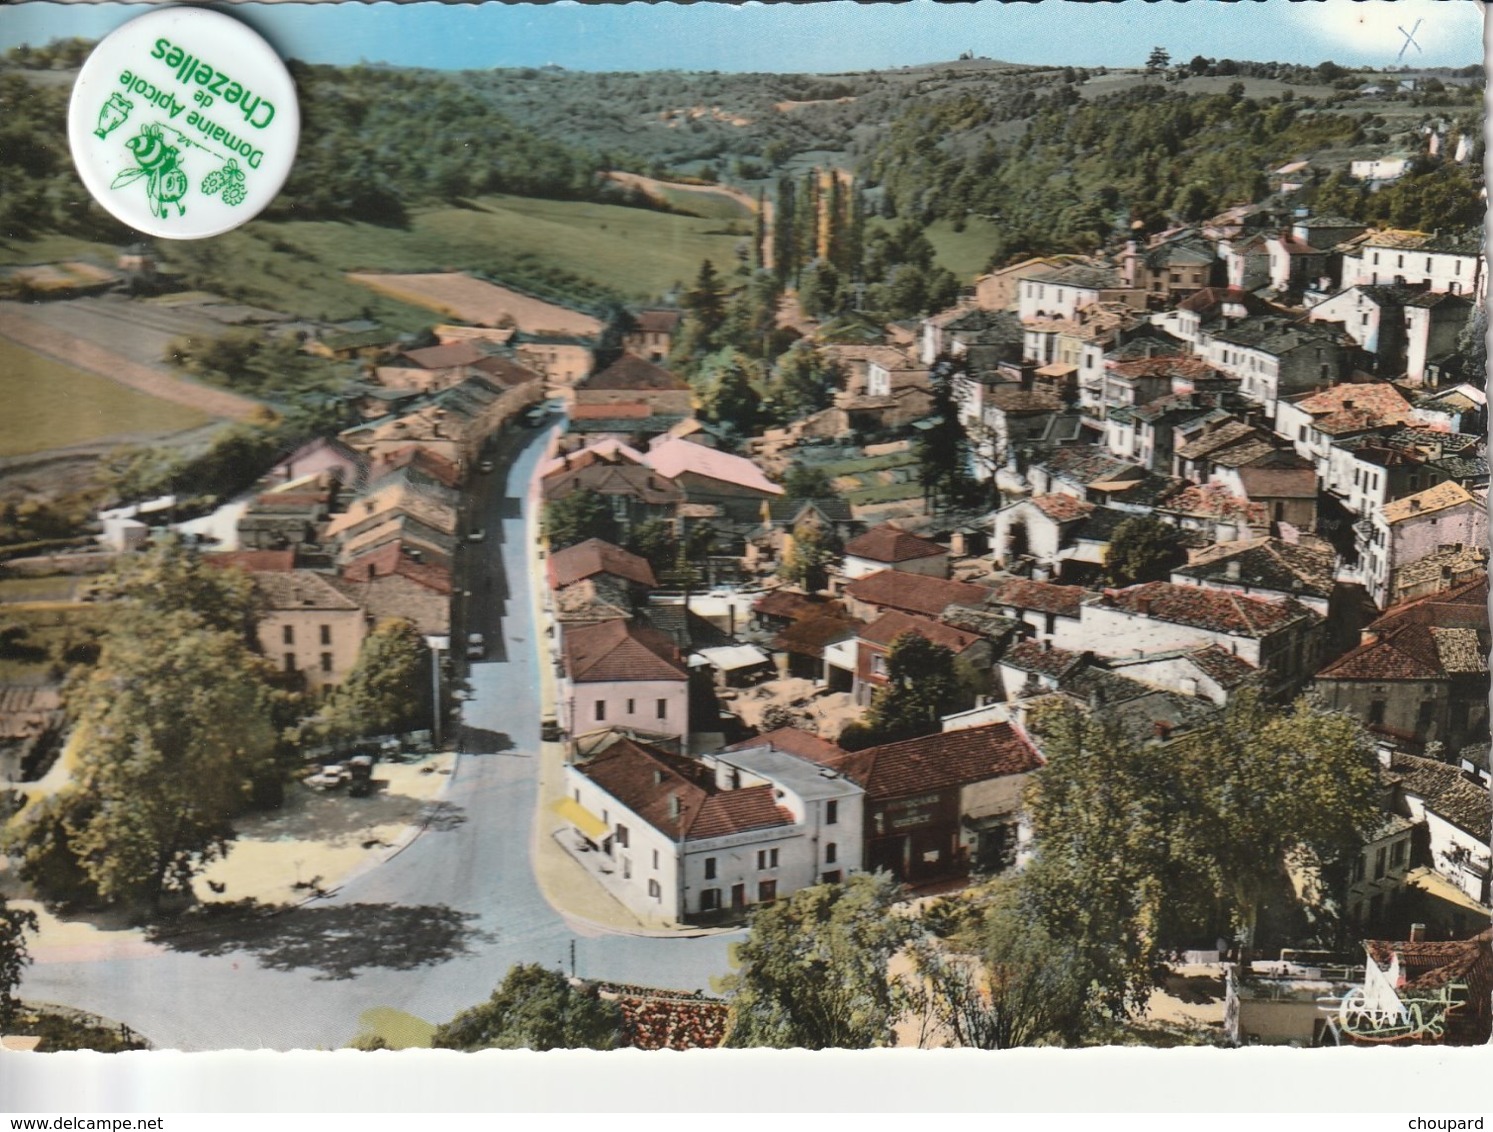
<box><xmin>0</xmin><ymin>0</ymin><xmax>1482</xmax><ymax>72</ymax></box>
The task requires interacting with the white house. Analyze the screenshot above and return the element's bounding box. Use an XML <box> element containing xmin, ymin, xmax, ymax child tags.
<box><xmin>558</xmin><ymin>618</ymin><xmax>690</xmax><ymax>743</ymax></box>
<box><xmin>841</xmin><ymin>523</ymin><xmax>948</xmax><ymax>581</ymax></box>
<box><xmin>1017</xmin><ymin>264</ymin><xmax>1128</xmax><ymax>322</ymax></box>
<box><xmin>1360</xmin><ymin>481</ymin><xmax>1488</xmax><ymax>609</ymax></box>
<box><xmin>1074</xmin><ymin>582</ymin><xmax>1323</xmax><ymax>698</ymax></box>
<box><xmin>559</xmin><ymin>733</ymin><xmax>865</xmax><ymax>923</ymax></box>
<box><xmin>1386</xmin><ymin>751</ymin><xmax>1491</xmax><ymax>907</ymax></box>
<box><xmin>1349</xmin><ymin>156</ymin><xmax>1412</xmax><ymax>182</ymax></box>
<box><xmin>1342</xmin><ymin>230</ymin><xmax>1485</xmax><ymax>298</ymax></box>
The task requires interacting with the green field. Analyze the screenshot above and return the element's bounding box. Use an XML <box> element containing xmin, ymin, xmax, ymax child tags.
<box><xmin>1</xmin><ymin>339</ymin><xmax>209</xmax><ymax>457</ymax></box>
<box><xmin>865</xmin><ymin>215</ymin><xmax>1003</xmax><ymax>285</ymax></box>
<box><xmin>651</xmin><ymin>184</ymin><xmax>755</xmax><ymax>222</ymax></box>
<box><xmin>160</xmin><ymin>194</ymin><xmax>752</xmax><ymax>331</ymax></box>
<box><xmin>0</xmin><ymin>235</ymin><xmax>116</xmax><ymax>268</ymax></box>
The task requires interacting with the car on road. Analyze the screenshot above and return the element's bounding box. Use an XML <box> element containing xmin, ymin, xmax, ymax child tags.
<box><xmin>466</xmin><ymin>632</ymin><xmax>485</xmax><ymax>659</ymax></box>
<box><xmin>520</xmin><ymin>405</ymin><xmax>548</xmax><ymax>428</ymax></box>
<box><xmin>468</xmin><ymin>527</ymin><xmax>485</xmax><ymax>542</ymax></box>
<box><xmin>478</xmin><ymin>459</ymin><xmax>494</xmax><ymax>474</ymax></box>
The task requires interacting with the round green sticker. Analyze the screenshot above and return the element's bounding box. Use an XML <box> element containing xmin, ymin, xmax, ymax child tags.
<box><xmin>68</xmin><ymin>7</ymin><xmax>299</xmax><ymax>240</ymax></box>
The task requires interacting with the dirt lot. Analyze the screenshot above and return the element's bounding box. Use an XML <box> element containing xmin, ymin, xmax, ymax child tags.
<box><xmin>348</xmin><ymin>272</ymin><xmax>603</xmax><ymax>336</ymax></box>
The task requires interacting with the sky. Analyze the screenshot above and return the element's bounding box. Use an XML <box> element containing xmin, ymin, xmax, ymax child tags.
<box><xmin>0</xmin><ymin>0</ymin><xmax>1484</xmax><ymax>73</ymax></box>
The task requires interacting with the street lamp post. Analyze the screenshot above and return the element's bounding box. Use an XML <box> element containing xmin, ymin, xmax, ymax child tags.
<box><xmin>425</xmin><ymin>634</ymin><xmax>449</xmax><ymax>748</ymax></box>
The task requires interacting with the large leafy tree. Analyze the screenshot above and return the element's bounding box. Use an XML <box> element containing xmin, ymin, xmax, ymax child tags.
<box><xmin>1104</xmin><ymin>515</ymin><xmax>1186</xmax><ymax>586</ymax></box>
<box><xmin>433</xmin><ymin>963</ymin><xmax>623</xmax><ymax>1051</ymax></box>
<box><xmin>916</xmin><ymin>356</ymin><xmax>980</xmax><ymax>510</ymax></box>
<box><xmin>88</xmin><ymin>534</ymin><xmax>260</xmax><ymax>641</ymax></box>
<box><xmin>543</xmin><ymin>488</ymin><xmax>619</xmax><ymax>550</ymax></box>
<box><xmin>696</xmin><ymin>349</ymin><xmax>764</xmax><ymax>434</ymax></box>
<box><xmin>0</xmin><ymin>901</ymin><xmax>38</xmax><ymax>1029</ymax></box>
<box><xmin>6</xmin><ymin>610</ymin><xmax>279</xmax><ymax>910</ymax></box>
<box><xmin>778</xmin><ymin>519</ymin><xmax>840</xmax><ymax>592</ymax></box>
<box><xmin>318</xmin><ymin>618</ymin><xmax>430</xmax><ymax>742</ymax></box>
<box><xmin>842</xmin><ymin>632</ymin><xmax>967</xmax><ymax>749</ymax></box>
<box><xmin>1023</xmin><ymin>691</ymin><xmax>1382</xmax><ymax>1018</ymax></box>
<box><xmin>767</xmin><ymin>341</ymin><xmax>838</xmax><ymax>423</ymax></box>
<box><xmin>725</xmin><ymin>874</ymin><xmax>917</xmax><ymax>1049</ymax></box>
<box><xmin>911</xmin><ymin>879</ymin><xmax>1089</xmax><ymax>1049</ymax></box>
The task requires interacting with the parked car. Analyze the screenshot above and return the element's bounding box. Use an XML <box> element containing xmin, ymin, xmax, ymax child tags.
<box><xmin>521</xmin><ymin>406</ymin><xmax>547</xmax><ymax>428</ymax></box>
<box><xmin>466</xmin><ymin>632</ymin><xmax>485</xmax><ymax>659</ymax></box>
<box><xmin>468</xmin><ymin>527</ymin><xmax>485</xmax><ymax>542</ymax></box>
<box><xmin>540</xmin><ymin>717</ymin><xmax>561</xmax><ymax>742</ymax></box>
<box><xmin>478</xmin><ymin>459</ymin><xmax>494</xmax><ymax>474</ymax></box>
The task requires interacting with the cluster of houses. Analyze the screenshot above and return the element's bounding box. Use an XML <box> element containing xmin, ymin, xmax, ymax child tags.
<box><xmin>533</xmin><ymin>200</ymin><xmax>1489</xmax><ymax>960</ymax></box>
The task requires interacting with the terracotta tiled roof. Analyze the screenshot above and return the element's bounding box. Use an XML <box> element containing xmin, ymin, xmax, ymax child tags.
<box><xmin>753</xmin><ymin>589</ymin><xmax>825</xmax><ymax>620</ymax></box>
<box><xmin>327</xmin><ymin>572</ymin><xmax>450</xmax><ymax>637</ymax></box>
<box><xmin>577</xmin><ymin>738</ymin><xmax>794</xmax><ymax>842</ymax></box>
<box><xmin>724</xmin><ymin>726</ymin><xmax>846</xmax><ymax>765</ymax></box>
<box><xmin>253</xmin><ymin>569</ymin><xmax>362</xmax><ymax>612</ymax></box>
<box><xmin>1159</xmin><ymin>483</ymin><xmax>1269</xmax><ymax>527</ymax></box>
<box><xmin>1110</xmin><ymin>356</ymin><xmax>1219</xmax><ymax>382</ymax></box>
<box><xmin>635</xmin><ymin>309</ymin><xmax>683</xmax><ymax>334</ymax></box>
<box><xmin>988</xmin><ymin>386</ymin><xmax>1064</xmax><ymax>413</ymax></box>
<box><xmin>339</xmin><ymin>541</ymin><xmax>453</xmax><ymax>594</ymax></box>
<box><xmin>843</xmin><ymin>570</ymin><xmax>991</xmax><ymax>619</ymax></box>
<box><xmin>542</xmin><ymin>464</ymin><xmax>683</xmax><ymax>507</ymax></box>
<box><xmin>646</xmin><ymin>438</ymin><xmax>783</xmax><ymax>496</ymax></box>
<box><xmin>569</xmin><ymin>401</ymin><xmax>654</xmax><ymax>421</ymax></box>
<box><xmin>1380</xmin><ymin>481</ymin><xmax>1476</xmax><ymax>525</ymax></box>
<box><xmin>1100</xmin><ymin>581</ymin><xmax>1319</xmax><ymax>638</ymax></box>
<box><xmin>1028</xmin><ymin>494</ymin><xmax>1095</xmax><ymax>523</ymax></box>
<box><xmin>1291</xmin><ymin>382</ymin><xmax>1413</xmax><ymax>425</ymax></box>
<box><xmin>396</xmin><ymin>341</ymin><xmax>490</xmax><ymax>370</ymax></box>
<box><xmin>366</xmin><ymin>445</ymin><xmax>463</xmax><ymax>490</ymax></box>
<box><xmin>471</xmin><ymin>354</ymin><xmax>542</xmax><ymax>388</ymax></box>
<box><xmin>1317</xmin><ymin>579</ymin><xmax>1488</xmax><ymax>681</ymax></box>
<box><xmin>1174</xmin><ymin>420</ymin><xmax>1262</xmax><ymax>461</ymax></box>
<box><xmin>1175</xmin><ymin>537</ymin><xmax>1336</xmax><ymax>599</ymax></box>
<box><xmin>828</xmin><ymin>722</ymin><xmax>1042</xmax><ymax>800</ymax></box>
<box><xmin>582</xmin><ymin>353</ymin><xmax>689</xmax><ymax>392</ymax></box>
<box><xmin>1001</xmin><ymin>639</ymin><xmax>1086</xmax><ymax>680</ymax></box>
<box><xmin>772</xmin><ymin>612</ymin><xmax>862</xmax><ymax>657</ymax></box>
<box><xmin>1185</xmin><ymin>644</ymin><xmax>1259</xmax><ymax>688</ymax></box>
<box><xmin>1386</xmin><ymin>755</ymin><xmax>1492</xmax><ymax>838</ymax></box>
<box><xmin>1237</xmin><ymin>465</ymin><xmax>1317</xmax><ymax>499</ymax></box>
<box><xmin>843</xmin><ymin>523</ymin><xmax>946</xmax><ymax>564</ymax></box>
<box><xmin>859</xmin><ymin>610</ymin><xmax>982</xmax><ymax>654</ymax></box>
<box><xmin>562</xmin><ymin>619</ymin><xmax>688</xmax><ymax>683</ymax></box>
<box><xmin>549</xmin><ymin>538</ymin><xmax>657</xmax><ymax>590</ymax></box>
<box><xmin>986</xmin><ymin>578</ymin><xmax>1087</xmax><ymax>618</ymax></box>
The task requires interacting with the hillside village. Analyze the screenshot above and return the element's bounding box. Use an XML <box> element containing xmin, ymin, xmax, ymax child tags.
<box><xmin>0</xmin><ymin>41</ymin><xmax>1488</xmax><ymax>1052</ymax></box>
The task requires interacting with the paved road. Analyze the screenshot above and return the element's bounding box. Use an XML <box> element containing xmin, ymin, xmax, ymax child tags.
<box><xmin>18</xmin><ymin>425</ymin><xmax>737</xmax><ymax>1051</ymax></box>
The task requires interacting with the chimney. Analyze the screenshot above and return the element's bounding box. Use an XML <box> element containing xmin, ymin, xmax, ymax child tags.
<box><xmin>1409</xmin><ymin>923</ymin><xmax>1427</xmax><ymax>943</ymax></box>
<box><xmin>1410</xmin><ymin>499</ymin><xmax>1421</xmax><ymax>512</ymax></box>
<box><xmin>1375</xmin><ymin>740</ymin><xmax>1395</xmax><ymax>769</ymax></box>
<box><xmin>1225</xmin><ymin>560</ymin><xmax>1241</xmax><ymax>582</ymax></box>
<box><xmin>1039</xmin><ymin>639</ymin><xmax>1052</xmax><ymax>653</ymax></box>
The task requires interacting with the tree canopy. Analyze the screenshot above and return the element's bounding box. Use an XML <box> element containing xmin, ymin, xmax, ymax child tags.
<box><xmin>432</xmin><ymin>963</ymin><xmax>623</xmax><ymax>1051</ymax></box>
<box><xmin>842</xmin><ymin>631</ymin><xmax>968</xmax><ymax>750</ymax></box>
<box><xmin>1104</xmin><ymin>515</ymin><xmax>1186</xmax><ymax>586</ymax></box>
<box><xmin>543</xmin><ymin>488</ymin><xmax>619</xmax><ymax>550</ymax></box>
<box><xmin>316</xmin><ymin>618</ymin><xmax>431</xmax><ymax>744</ymax></box>
<box><xmin>1021</xmin><ymin>691</ymin><xmax>1382</xmax><ymax>1019</ymax></box>
<box><xmin>0</xmin><ymin>901</ymin><xmax>38</xmax><ymax>1029</ymax></box>
<box><xmin>725</xmin><ymin>874</ymin><xmax>917</xmax><ymax>1049</ymax></box>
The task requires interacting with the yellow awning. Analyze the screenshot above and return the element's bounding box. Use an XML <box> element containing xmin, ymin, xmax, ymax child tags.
<box><xmin>552</xmin><ymin>796</ymin><xmax>608</xmax><ymax>840</ymax></box>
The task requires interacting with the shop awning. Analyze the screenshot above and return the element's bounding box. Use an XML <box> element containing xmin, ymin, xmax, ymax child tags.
<box><xmin>552</xmin><ymin>797</ymin><xmax>608</xmax><ymax>840</ymax></box>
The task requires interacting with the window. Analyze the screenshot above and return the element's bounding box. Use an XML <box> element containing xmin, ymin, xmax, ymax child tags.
<box><xmin>283</xmin><ymin>653</ymin><xmax>296</xmax><ymax>673</ymax></box>
<box><xmin>826</xmin><ymin>800</ymin><xmax>838</xmax><ymax>826</ymax></box>
<box><xmin>757</xmin><ymin>880</ymin><xmax>777</xmax><ymax>904</ymax></box>
<box><xmin>626</xmin><ymin>698</ymin><xmax>635</xmax><ymax>715</ymax></box>
<box><xmin>1391</xmin><ymin>839</ymin><xmax>1407</xmax><ymax>867</ymax></box>
<box><xmin>821</xmin><ymin>871</ymin><xmax>842</xmax><ymax>885</ymax></box>
<box><xmin>616</xmin><ymin>824</ymin><xmax>630</xmax><ymax>849</ymax></box>
<box><xmin>282</xmin><ymin>625</ymin><xmax>294</xmax><ymax>645</ymax></box>
<box><xmin>320</xmin><ymin>653</ymin><xmax>333</xmax><ymax>674</ymax></box>
<box><xmin>700</xmin><ymin>888</ymin><xmax>720</xmax><ymax>913</ymax></box>
<box><xmin>757</xmin><ymin>848</ymin><xmax>779</xmax><ymax>870</ymax></box>
<box><xmin>1417</xmin><ymin>700</ymin><xmax>1434</xmax><ymax>728</ymax></box>
<box><xmin>825</xmin><ymin>842</ymin><xmax>837</xmax><ymax>865</ymax></box>
<box><xmin>1369</xmin><ymin>700</ymin><xmax>1386</xmax><ymax>726</ymax></box>
<box><xmin>656</xmin><ymin>698</ymin><xmax>667</xmax><ymax>720</ymax></box>
<box><xmin>704</xmin><ymin>857</ymin><xmax>717</xmax><ymax>880</ymax></box>
<box><xmin>1374</xmin><ymin>846</ymin><xmax>1388</xmax><ymax>881</ymax></box>
<box><xmin>871</xmin><ymin>654</ymin><xmax>888</xmax><ymax>678</ymax></box>
<box><xmin>1397</xmin><ymin>255</ymin><xmax>1404</xmax><ymax>269</ymax></box>
<box><xmin>319</xmin><ymin>624</ymin><xmax>332</xmax><ymax>646</ymax></box>
<box><xmin>622</xmin><ymin>856</ymin><xmax>631</xmax><ymax>880</ymax></box>
<box><xmin>1352</xmin><ymin>856</ymin><xmax>1366</xmax><ymax>882</ymax></box>
<box><xmin>647</xmin><ymin>878</ymin><xmax>661</xmax><ymax>901</ymax></box>
<box><xmin>652</xmin><ymin>849</ymin><xmax>659</xmax><ymax>870</ymax></box>
<box><xmin>1372</xmin><ymin>252</ymin><xmax>1380</xmax><ymax>266</ymax></box>
<box><xmin>594</xmin><ymin>700</ymin><xmax>606</xmax><ymax>722</ymax></box>
<box><xmin>1426</xmin><ymin>258</ymin><xmax>1433</xmax><ymax>273</ymax></box>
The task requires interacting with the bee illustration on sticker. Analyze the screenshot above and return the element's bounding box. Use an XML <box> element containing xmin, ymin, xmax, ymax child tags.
<box><xmin>201</xmin><ymin>159</ymin><xmax>247</xmax><ymax>206</ymax></box>
<box><xmin>94</xmin><ymin>92</ymin><xmax>134</xmax><ymax>140</ymax></box>
<box><xmin>111</xmin><ymin>123</ymin><xmax>189</xmax><ymax>219</ymax></box>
